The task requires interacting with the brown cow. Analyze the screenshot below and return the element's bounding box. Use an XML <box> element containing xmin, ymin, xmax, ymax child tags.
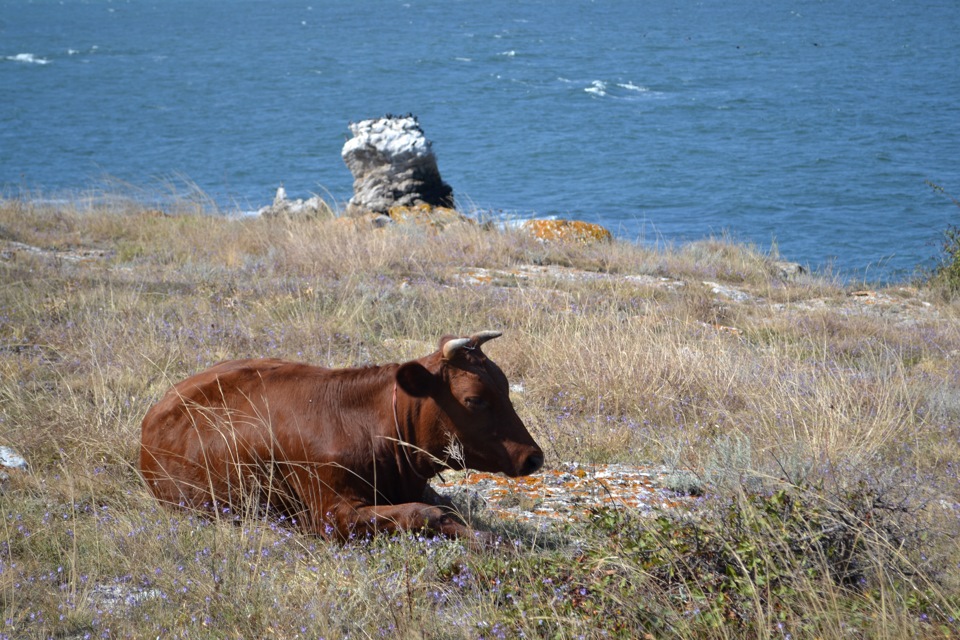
<box><xmin>139</xmin><ymin>331</ymin><xmax>543</xmax><ymax>540</ymax></box>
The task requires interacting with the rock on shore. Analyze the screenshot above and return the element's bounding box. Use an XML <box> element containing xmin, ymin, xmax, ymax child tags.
<box><xmin>341</xmin><ymin>115</ymin><xmax>454</xmax><ymax>217</ymax></box>
<box><xmin>257</xmin><ymin>186</ymin><xmax>333</xmax><ymax>219</ymax></box>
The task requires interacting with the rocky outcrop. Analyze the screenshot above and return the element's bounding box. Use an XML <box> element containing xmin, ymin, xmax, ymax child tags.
<box><xmin>257</xmin><ymin>186</ymin><xmax>333</xmax><ymax>219</ymax></box>
<box><xmin>342</xmin><ymin>115</ymin><xmax>454</xmax><ymax>217</ymax></box>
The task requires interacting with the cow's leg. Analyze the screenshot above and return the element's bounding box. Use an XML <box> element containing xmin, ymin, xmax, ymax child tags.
<box><xmin>282</xmin><ymin>467</ymin><xmax>494</xmax><ymax>545</ymax></box>
<box><xmin>326</xmin><ymin>501</ymin><xmax>494</xmax><ymax>546</ymax></box>
<box><xmin>340</xmin><ymin>502</ymin><xmax>463</xmax><ymax>537</ymax></box>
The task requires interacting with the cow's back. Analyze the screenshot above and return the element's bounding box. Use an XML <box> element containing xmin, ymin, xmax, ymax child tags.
<box><xmin>139</xmin><ymin>358</ymin><xmax>340</xmax><ymax>513</ymax></box>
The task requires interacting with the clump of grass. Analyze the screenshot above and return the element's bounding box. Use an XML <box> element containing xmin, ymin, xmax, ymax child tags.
<box><xmin>2</xmin><ymin>196</ymin><xmax>960</xmax><ymax>638</ymax></box>
<box><xmin>586</xmin><ymin>480</ymin><xmax>959</xmax><ymax>638</ymax></box>
<box><xmin>929</xmin><ymin>224</ymin><xmax>960</xmax><ymax>298</ymax></box>
<box><xmin>924</xmin><ymin>181</ymin><xmax>960</xmax><ymax>298</ymax></box>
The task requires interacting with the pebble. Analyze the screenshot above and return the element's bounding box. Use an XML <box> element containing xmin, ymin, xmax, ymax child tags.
<box><xmin>0</xmin><ymin>446</ymin><xmax>27</xmax><ymax>470</ymax></box>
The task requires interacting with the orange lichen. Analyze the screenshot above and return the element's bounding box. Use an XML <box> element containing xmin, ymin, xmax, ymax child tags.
<box><xmin>435</xmin><ymin>464</ymin><xmax>693</xmax><ymax>525</ymax></box>
<box><xmin>710</xmin><ymin>323</ymin><xmax>742</xmax><ymax>336</ymax></box>
<box><xmin>388</xmin><ymin>203</ymin><xmax>471</xmax><ymax>229</ymax></box>
<box><xmin>521</xmin><ymin>219</ymin><xmax>612</xmax><ymax>244</ymax></box>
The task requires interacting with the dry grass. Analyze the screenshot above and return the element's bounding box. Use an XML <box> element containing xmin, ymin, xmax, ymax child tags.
<box><xmin>1</xmin><ymin>198</ymin><xmax>959</xmax><ymax>638</ymax></box>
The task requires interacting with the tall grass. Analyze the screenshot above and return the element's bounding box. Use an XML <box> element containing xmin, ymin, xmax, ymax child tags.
<box><xmin>1</xmin><ymin>198</ymin><xmax>958</xmax><ymax>638</ymax></box>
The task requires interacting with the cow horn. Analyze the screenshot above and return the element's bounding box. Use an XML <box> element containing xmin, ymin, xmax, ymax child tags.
<box><xmin>470</xmin><ymin>330</ymin><xmax>502</xmax><ymax>346</ymax></box>
<box><xmin>442</xmin><ymin>337</ymin><xmax>471</xmax><ymax>360</ymax></box>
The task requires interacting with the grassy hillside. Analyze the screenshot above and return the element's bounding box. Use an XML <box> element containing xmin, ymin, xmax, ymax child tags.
<box><xmin>1</xmin><ymin>198</ymin><xmax>958</xmax><ymax>638</ymax></box>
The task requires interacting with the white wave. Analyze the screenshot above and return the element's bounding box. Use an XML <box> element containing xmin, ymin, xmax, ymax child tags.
<box><xmin>7</xmin><ymin>53</ymin><xmax>51</xmax><ymax>65</ymax></box>
<box><xmin>498</xmin><ymin>50</ymin><xmax>516</xmax><ymax>57</ymax></box>
<box><xmin>455</xmin><ymin>57</ymin><xmax>472</xmax><ymax>62</ymax></box>
<box><xmin>617</xmin><ymin>81</ymin><xmax>650</xmax><ymax>93</ymax></box>
<box><xmin>584</xmin><ymin>80</ymin><xmax>607</xmax><ymax>96</ymax></box>
<box><xmin>67</xmin><ymin>49</ymin><xmax>80</xmax><ymax>55</ymax></box>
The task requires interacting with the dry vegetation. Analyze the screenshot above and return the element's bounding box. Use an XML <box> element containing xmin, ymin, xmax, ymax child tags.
<box><xmin>1</xmin><ymin>197</ymin><xmax>959</xmax><ymax>638</ymax></box>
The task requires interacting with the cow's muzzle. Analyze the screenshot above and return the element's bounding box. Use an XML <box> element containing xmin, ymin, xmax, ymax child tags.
<box><xmin>518</xmin><ymin>451</ymin><xmax>544</xmax><ymax>476</ymax></box>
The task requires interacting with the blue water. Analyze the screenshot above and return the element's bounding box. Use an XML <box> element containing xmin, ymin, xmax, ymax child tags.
<box><xmin>3</xmin><ymin>0</ymin><xmax>960</xmax><ymax>282</ymax></box>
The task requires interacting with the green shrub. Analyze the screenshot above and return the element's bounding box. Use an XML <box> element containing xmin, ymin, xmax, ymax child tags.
<box><xmin>926</xmin><ymin>181</ymin><xmax>960</xmax><ymax>296</ymax></box>
<box><xmin>930</xmin><ymin>225</ymin><xmax>960</xmax><ymax>296</ymax></box>
<box><xmin>588</xmin><ymin>483</ymin><xmax>959</xmax><ymax>637</ymax></box>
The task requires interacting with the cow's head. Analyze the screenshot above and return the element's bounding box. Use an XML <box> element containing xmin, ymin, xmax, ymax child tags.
<box><xmin>395</xmin><ymin>331</ymin><xmax>544</xmax><ymax>478</ymax></box>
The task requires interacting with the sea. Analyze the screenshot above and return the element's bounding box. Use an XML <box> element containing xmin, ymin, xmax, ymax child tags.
<box><xmin>3</xmin><ymin>0</ymin><xmax>960</xmax><ymax>283</ymax></box>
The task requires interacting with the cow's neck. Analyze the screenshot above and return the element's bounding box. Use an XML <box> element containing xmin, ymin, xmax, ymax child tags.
<box><xmin>391</xmin><ymin>382</ymin><xmax>444</xmax><ymax>482</ymax></box>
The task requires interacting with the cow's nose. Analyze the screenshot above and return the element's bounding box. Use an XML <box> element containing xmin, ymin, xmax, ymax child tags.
<box><xmin>519</xmin><ymin>452</ymin><xmax>544</xmax><ymax>476</ymax></box>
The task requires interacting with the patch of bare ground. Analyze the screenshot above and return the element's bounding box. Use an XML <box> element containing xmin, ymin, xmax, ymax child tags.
<box><xmin>0</xmin><ymin>238</ymin><xmax>116</xmax><ymax>265</ymax></box>
<box><xmin>455</xmin><ymin>262</ymin><xmax>939</xmax><ymax>326</ymax></box>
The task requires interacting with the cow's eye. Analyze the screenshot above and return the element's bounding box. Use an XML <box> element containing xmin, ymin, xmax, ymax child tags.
<box><xmin>464</xmin><ymin>396</ymin><xmax>489</xmax><ymax>411</ymax></box>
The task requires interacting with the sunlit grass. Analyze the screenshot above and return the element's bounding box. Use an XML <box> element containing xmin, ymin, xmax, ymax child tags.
<box><xmin>1</xmin><ymin>198</ymin><xmax>959</xmax><ymax>638</ymax></box>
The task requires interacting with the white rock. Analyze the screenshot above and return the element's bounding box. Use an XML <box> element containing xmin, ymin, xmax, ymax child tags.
<box><xmin>342</xmin><ymin>116</ymin><xmax>432</xmax><ymax>163</ymax></box>
<box><xmin>341</xmin><ymin>115</ymin><xmax>453</xmax><ymax>216</ymax></box>
<box><xmin>0</xmin><ymin>446</ymin><xmax>26</xmax><ymax>470</ymax></box>
<box><xmin>703</xmin><ymin>281</ymin><xmax>753</xmax><ymax>302</ymax></box>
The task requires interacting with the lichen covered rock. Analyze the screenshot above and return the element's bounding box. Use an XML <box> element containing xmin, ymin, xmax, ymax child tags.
<box><xmin>521</xmin><ymin>219</ymin><xmax>612</xmax><ymax>244</ymax></box>
<box><xmin>388</xmin><ymin>203</ymin><xmax>472</xmax><ymax>229</ymax></box>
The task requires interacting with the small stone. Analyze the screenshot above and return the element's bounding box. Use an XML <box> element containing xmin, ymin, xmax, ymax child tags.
<box><xmin>0</xmin><ymin>446</ymin><xmax>26</xmax><ymax>470</ymax></box>
<box><xmin>703</xmin><ymin>281</ymin><xmax>752</xmax><ymax>302</ymax></box>
<box><xmin>773</xmin><ymin>260</ymin><xmax>806</xmax><ymax>279</ymax></box>
<box><xmin>330</xmin><ymin>212</ymin><xmax>394</xmax><ymax>230</ymax></box>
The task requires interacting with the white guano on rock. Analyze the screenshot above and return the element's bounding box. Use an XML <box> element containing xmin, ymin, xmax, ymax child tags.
<box><xmin>342</xmin><ymin>115</ymin><xmax>454</xmax><ymax>216</ymax></box>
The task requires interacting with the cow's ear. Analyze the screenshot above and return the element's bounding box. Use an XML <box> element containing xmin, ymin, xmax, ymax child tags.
<box><xmin>396</xmin><ymin>362</ymin><xmax>438</xmax><ymax>398</ymax></box>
